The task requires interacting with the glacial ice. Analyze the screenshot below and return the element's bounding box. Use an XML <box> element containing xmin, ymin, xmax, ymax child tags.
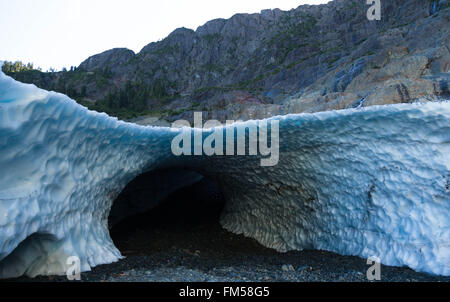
<box><xmin>0</xmin><ymin>67</ymin><xmax>449</xmax><ymax>278</ymax></box>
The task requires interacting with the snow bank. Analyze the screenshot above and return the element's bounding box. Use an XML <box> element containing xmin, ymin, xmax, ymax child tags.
<box><xmin>0</xmin><ymin>68</ymin><xmax>449</xmax><ymax>278</ymax></box>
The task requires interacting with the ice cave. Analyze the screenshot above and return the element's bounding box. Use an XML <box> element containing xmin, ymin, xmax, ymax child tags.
<box><xmin>0</xmin><ymin>67</ymin><xmax>449</xmax><ymax>279</ymax></box>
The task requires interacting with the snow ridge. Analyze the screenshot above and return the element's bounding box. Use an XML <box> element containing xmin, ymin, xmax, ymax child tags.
<box><xmin>0</xmin><ymin>69</ymin><xmax>449</xmax><ymax>278</ymax></box>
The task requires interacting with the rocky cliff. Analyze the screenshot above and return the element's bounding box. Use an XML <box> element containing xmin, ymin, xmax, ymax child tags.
<box><xmin>4</xmin><ymin>0</ymin><xmax>450</xmax><ymax>124</ymax></box>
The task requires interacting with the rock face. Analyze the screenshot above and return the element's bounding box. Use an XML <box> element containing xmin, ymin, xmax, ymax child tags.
<box><xmin>5</xmin><ymin>0</ymin><xmax>450</xmax><ymax>123</ymax></box>
<box><xmin>79</xmin><ymin>48</ymin><xmax>135</xmax><ymax>72</ymax></box>
<box><xmin>1</xmin><ymin>67</ymin><xmax>449</xmax><ymax>278</ymax></box>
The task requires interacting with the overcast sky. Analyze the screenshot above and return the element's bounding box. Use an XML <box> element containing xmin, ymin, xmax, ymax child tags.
<box><xmin>0</xmin><ymin>0</ymin><xmax>330</xmax><ymax>71</ymax></box>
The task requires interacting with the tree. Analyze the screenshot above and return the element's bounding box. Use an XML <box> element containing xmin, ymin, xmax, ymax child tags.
<box><xmin>81</xmin><ymin>86</ymin><xmax>87</xmax><ymax>97</ymax></box>
<box><xmin>1</xmin><ymin>61</ymin><xmax>36</xmax><ymax>73</ymax></box>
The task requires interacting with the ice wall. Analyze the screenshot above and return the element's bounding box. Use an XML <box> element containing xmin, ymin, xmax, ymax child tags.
<box><xmin>0</xmin><ymin>68</ymin><xmax>449</xmax><ymax>278</ymax></box>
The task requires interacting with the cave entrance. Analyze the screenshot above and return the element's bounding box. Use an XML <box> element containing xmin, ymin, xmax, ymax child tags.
<box><xmin>108</xmin><ymin>167</ymin><xmax>281</xmax><ymax>272</ymax></box>
<box><xmin>109</xmin><ymin>169</ymin><xmax>230</xmax><ymax>256</ymax></box>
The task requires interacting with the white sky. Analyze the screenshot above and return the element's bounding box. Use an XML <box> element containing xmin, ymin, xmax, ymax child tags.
<box><xmin>0</xmin><ymin>0</ymin><xmax>329</xmax><ymax>71</ymax></box>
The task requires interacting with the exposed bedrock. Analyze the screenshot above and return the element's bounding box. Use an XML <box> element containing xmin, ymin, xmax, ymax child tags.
<box><xmin>0</xmin><ymin>70</ymin><xmax>449</xmax><ymax>278</ymax></box>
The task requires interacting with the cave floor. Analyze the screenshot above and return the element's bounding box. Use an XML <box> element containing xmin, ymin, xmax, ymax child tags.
<box><xmin>8</xmin><ymin>220</ymin><xmax>450</xmax><ymax>282</ymax></box>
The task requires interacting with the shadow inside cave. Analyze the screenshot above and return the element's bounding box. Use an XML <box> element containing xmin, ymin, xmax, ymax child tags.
<box><xmin>108</xmin><ymin>173</ymin><xmax>277</xmax><ymax>258</ymax></box>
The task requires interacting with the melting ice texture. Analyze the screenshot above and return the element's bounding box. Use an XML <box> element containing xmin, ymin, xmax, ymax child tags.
<box><xmin>0</xmin><ymin>68</ymin><xmax>449</xmax><ymax>278</ymax></box>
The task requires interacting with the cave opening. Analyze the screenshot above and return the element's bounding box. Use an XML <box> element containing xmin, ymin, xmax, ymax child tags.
<box><xmin>108</xmin><ymin>168</ymin><xmax>268</xmax><ymax>258</ymax></box>
<box><xmin>0</xmin><ymin>233</ymin><xmax>59</xmax><ymax>279</ymax></box>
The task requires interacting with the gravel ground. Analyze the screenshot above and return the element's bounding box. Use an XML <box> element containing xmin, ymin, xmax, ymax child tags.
<box><xmin>6</xmin><ymin>181</ymin><xmax>450</xmax><ymax>283</ymax></box>
<box><xmin>8</xmin><ymin>222</ymin><xmax>450</xmax><ymax>282</ymax></box>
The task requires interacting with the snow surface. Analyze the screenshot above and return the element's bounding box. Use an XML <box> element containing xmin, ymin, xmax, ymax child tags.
<box><xmin>0</xmin><ymin>68</ymin><xmax>449</xmax><ymax>278</ymax></box>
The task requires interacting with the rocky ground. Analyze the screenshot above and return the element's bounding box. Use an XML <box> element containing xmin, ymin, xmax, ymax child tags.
<box><xmin>7</xmin><ymin>184</ymin><xmax>450</xmax><ymax>283</ymax></box>
<box><xmin>8</xmin><ymin>223</ymin><xmax>450</xmax><ymax>282</ymax></box>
